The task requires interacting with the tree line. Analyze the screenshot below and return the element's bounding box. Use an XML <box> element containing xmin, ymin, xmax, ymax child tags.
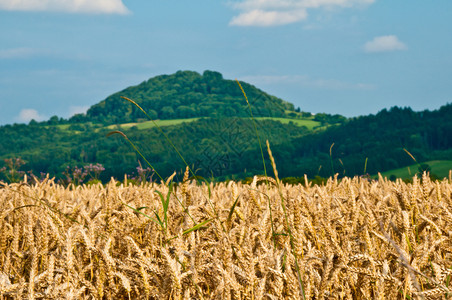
<box><xmin>1</xmin><ymin>103</ymin><xmax>451</xmax><ymax>183</ymax></box>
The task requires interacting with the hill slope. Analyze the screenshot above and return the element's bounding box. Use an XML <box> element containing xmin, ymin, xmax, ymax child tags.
<box><xmin>74</xmin><ymin>70</ymin><xmax>296</xmax><ymax>124</ymax></box>
<box><xmin>378</xmin><ymin>160</ymin><xmax>452</xmax><ymax>180</ymax></box>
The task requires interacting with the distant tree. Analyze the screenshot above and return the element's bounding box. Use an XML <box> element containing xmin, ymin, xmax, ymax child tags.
<box><xmin>147</xmin><ymin>109</ymin><xmax>158</xmax><ymax>120</ymax></box>
<box><xmin>70</xmin><ymin>113</ymin><xmax>86</xmax><ymax>123</ymax></box>
<box><xmin>48</xmin><ymin>115</ymin><xmax>60</xmax><ymax>125</ymax></box>
<box><xmin>68</xmin><ymin>124</ymin><xmax>86</xmax><ymax>131</ymax></box>
<box><xmin>176</xmin><ymin>106</ymin><xmax>196</xmax><ymax>118</ymax></box>
<box><xmin>203</xmin><ymin>70</ymin><xmax>223</xmax><ymax>83</ymax></box>
<box><xmin>161</xmin><ymin>106</ymin><xmax>175</xmax><ymax>119</ymax></box>
<box><xmin>223</xmin><ymin>106</ymin><xmax>236</xmax><ymax>117</ymax></box>
<box><xmin>313</xmin><ymin>113</ymin><xmax>328</xmax><ymax>123</ymax></box>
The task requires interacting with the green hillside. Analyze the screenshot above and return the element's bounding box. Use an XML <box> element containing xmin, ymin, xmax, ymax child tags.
<box><xmin>378</xmin><ymin>160</ymin><xmax>452</xmax><ymax>179</ymax></box>
<box><xmin>73</xmin><ymin>70</ymin><xmax>297</xmax><ymax>125</ymax></box>
<box><xmin>1</xmin><ymin>70</ymin><xmax>333</xmax><ymax>182</ymax></box>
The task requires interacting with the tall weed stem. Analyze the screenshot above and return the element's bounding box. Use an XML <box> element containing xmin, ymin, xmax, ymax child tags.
<box><xmin>236</xmin><ymin>79</ymin><xmax>276</xmax><ymax>248</ymax></box>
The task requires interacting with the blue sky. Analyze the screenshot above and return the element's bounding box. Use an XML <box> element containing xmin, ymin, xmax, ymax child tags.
<box><xmin>0</xmin><ymin>0</ymin><xmax>451</xmax><ymax>124</ymax></box>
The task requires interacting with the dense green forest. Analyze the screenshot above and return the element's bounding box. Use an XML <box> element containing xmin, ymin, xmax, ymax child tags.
<box><xmin>73</xmin><ymin>70</ymin><xmax>297</xmax><ymax>124</ymax></box>
<box><xmin>0</xmin><ymin>116</ymin><xmax>314</xmax><ymax>182</ymax></box>
<box><xmin>269</xmin><ymin>105</ymin><xmax>452</xmax><ymax>179</ymax></box>
<box><xmin>0</xmin><ymin>70</ymin><xmax>450</xmax><ymax>183</ymax></box>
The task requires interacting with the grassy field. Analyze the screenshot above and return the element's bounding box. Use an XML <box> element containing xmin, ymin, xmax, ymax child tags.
<box><xmin>1</xmin><ymin>173</ymin><xmax>451</xmax><ymax>298</ymax></box>
<box><xmin>254</xmin><ymin>117</ymin><xmax>322</xmax><ymax>130</ymax></box>
<box><xmin>106</xmin><ymin>116</ymin><xmax>322</xmax><ymax>131</ymax></box>
<box><xmin>54</xmin><ymin>124</ymin><xmax>72</xmax><ymax>130</ymax></box>
<box><xmin>107</xmin><ymin>118</ymin><xmax>201</xmax><ymax>130</ymax></box>
<box><xmin>379</xmin><ymin>160</ymin><xmax>452</xmax><ymax>179</ymax></box>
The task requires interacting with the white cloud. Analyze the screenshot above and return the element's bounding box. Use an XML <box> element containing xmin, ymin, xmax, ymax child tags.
<box><xmin>364</xmin><ymin>35</ymin><xmax>407</xmax><ymax>53</ymax></box>
<box><xmin>16</xmin><ymin>109</ymin><xmax>46</xmax><ymax>123</ymax></box>
<box><xmin>229</xmin><ymin>0</ymin><xmax>375</xmax><ymax>26</ymax></box>
<box><xmin>242</xmin><ymin>74</ymin><xmax>375</xmax><ymax>90</ymax></box>
<box><xmin>0</xmin><ymin>47</ymin><xmax>35</xmax><ymax>59</ymax></box>
<box><xmin>0</xmin><ymin>0</ymin><xmax>130</xmax><ymax>14</ymax></box>
<box><xmin>69</xmin><ymin>105</ymin><xmax>89</xmax><ymax>116</ymax></box>
<box><xmin>230</xmin><ymin>9</ymin><xmax>307</xmax><ymax>26</ymax></box>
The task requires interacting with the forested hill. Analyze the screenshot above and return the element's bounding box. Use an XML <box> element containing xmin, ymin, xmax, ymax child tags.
<box><xmin>73</xmin><ymin>70</ymin><xmax>295</xmax><ymax>124</ymax></box>
<box><xmin>269</xmin><ymin>104</ymin><xmax>452</xmax><ymax>178</ymax></box>
<box><xmin>0</xmin><ymin>68</ymin><xmax>450</xmax><ymax>183</ymax></box>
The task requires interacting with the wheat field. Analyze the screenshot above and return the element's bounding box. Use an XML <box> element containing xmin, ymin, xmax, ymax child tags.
<box><xmin>1</xmin><ymin>171</ymin><xmax>452</xmax><ymax>299</ymax></box>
